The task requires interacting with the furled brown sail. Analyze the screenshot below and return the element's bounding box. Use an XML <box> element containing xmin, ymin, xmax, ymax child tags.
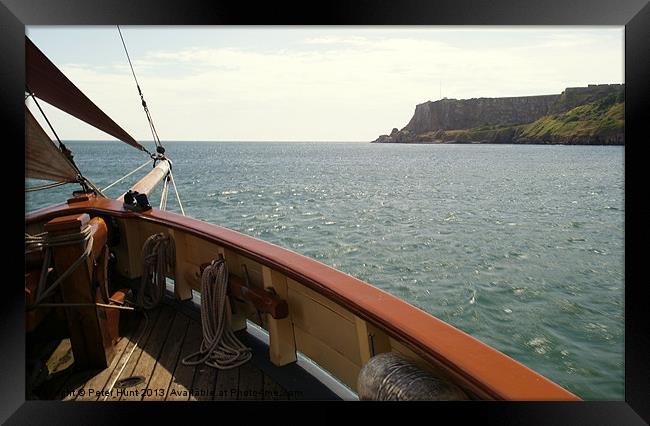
<box><xmin>25</xmin><ymin>107</ymin><xmax>79</xmax><ymax>182</ymax></box>
<box><xmin>26</xmin><ymin>36</ymin><xmax>148</xmax><ymax>153</ymax></box>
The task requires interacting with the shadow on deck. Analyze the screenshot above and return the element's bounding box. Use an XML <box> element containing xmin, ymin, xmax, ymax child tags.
<box><xmin>27</xmin><ymin>298</ymin><xmax>340</xmax><ymax>401</ymax></box>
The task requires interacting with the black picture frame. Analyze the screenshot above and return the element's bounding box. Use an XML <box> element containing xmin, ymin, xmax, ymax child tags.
<box><xmin>2</xmin><ymin>0</ymin><xmax>648</xmax><ymax>424</ymax></box>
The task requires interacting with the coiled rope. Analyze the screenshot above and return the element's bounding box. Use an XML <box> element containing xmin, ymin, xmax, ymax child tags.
<box><xmin>103</xmin><ymin>232</ymin><xmax>174</xmax><ymax>400</ymax></box>
<box><xmin>26</xmin><ymin>226</ymin><xmax>135</xmax><ymax>312</ymax></box>
<box><xmin>98</xmin><ymin>231</ymin><xmax>172</xmax><ymax>402</ymax></box>
<box><xmin>181</xmin><ymin>258</ymin><xmax>252</xmax><ymax>369</ymax></box>
<box><xmin>137</xmin><ymin>233</ymin><xmax>175</xmax><ymax>310</ymax></box>
<box><xmin>26</xmin><ymin>225</ymin><xmax>93</xmax><ymax>307</ymax></box>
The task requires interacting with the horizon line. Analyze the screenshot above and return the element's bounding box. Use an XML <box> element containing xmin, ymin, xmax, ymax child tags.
<box><xmin>59</xmin><ymin>139</ymin><xmax>371</xmax><ymax>143</ymax></box>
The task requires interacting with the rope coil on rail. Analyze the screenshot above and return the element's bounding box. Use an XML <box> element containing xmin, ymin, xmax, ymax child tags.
<box><xmin>26</xmin><ymin>225</ymin><xmax>131</xmax><ymax>311</ymax></box>
<box><xmin>137</xmin><ymin>233</ymin><xmax>175</xmax><ymax>310</ymax></box>
<box><xmin>182</xmin><ymin>258</ymin><xmax>252</xmax><ymax>369</ymax></box>
<box><xmin>25</xmin><ymin>225</ymin><xmax>94</xmax><ymax>308</ymax></box>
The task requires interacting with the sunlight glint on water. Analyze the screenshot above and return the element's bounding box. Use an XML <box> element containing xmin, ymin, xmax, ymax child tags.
<box><xmin>26</xmin><ymin>141</ymin><xmax>624</xmax><ymax>399</ymax></box>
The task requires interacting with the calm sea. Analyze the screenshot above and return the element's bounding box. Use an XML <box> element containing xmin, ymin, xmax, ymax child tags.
<box><xmin>26</xmin><ymin>141</ymin><xmax>625</xmax><ymax>400</ymax></box>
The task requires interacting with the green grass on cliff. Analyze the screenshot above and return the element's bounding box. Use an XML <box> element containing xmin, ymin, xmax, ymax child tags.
<box><xmin>518</xmin><ymin>98</ymin><xmax>624</xmax><ymax>138</ymax></box>
<box><xmin>440</xmin><ymin>97</ymin><xmax>624</xmax><ymax>143</ymax></box>
<box><xmin>404</xmin><ymin>91</ymin><xmax>624</xmax><ymax>144</ymax></box>
<box><xmin>439</xmin><ymin>124</ymin><xmax>524</xmax><ymax>143</ymax></box>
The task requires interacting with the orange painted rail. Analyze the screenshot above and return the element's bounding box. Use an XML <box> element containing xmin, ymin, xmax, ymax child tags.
<box><xmin>26</xmin><ymin>196</ymin><xmax>580</xmax><ymax>401</ymax></box>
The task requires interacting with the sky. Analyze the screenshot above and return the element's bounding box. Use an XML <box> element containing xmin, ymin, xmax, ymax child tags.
<box><xmin>26</xmin><ymin>26</ymin><xmax>624</xmax><ymax>142</ymax></box>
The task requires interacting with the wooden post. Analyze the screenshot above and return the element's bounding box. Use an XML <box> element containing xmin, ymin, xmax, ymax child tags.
<box><xmin>354</xmin><ymin>316</ymin><xmax>391</xmax><ymax>366</ymax></box>
<box><xmin>355</xmin><ymin>317</ymin><xmax>373</xmax><ymax>366</ymax></box>
<box><xmin>222</xmin><ymin>248</ymin><xmax>249</xmax><ymax>332</ymax></box>
<box><xmin>262</xmin><ymin>266</ymin><xmax>297</xmax><ymax>366</ymax></box>
<box><xmin>168</xmin><ymin>229</ymin><xmax>195</xmax><ymax>301</ymax></box>
<box><xmin>44</xmin><ymin>214</ymin><xmax>115</xmax><ymax>369</ymax></box>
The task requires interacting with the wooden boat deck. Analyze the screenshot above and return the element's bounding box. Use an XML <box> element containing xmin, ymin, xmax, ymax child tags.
<box><xmin>28</xmin><ymin>300</ymin><xmax>340</xmax><ymax>401</ymax></box>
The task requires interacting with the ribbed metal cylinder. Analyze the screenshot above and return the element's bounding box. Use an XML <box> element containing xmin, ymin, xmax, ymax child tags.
<box><xmin>357</xmin><ymin>352</ymin><xmax>468</xmax><ymax>401</ymax></box>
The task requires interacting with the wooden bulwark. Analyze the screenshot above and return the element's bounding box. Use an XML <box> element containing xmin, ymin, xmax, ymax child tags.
<box><xmin>26</xmin><ymin>197</ymin><xmax>581</xmax><ymax>400</ymax></box>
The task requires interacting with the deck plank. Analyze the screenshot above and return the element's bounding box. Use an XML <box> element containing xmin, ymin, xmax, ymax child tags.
<box><xmin>70</xmin><ymin>337</ymin><xmax>130</xmax><ymax>400</ymax></box>
<box><xmin>40</xmin><ymin>339</ymin><xmax>76</xmax><ymax>400</ymax></box>
<box><xmin>214</xmin><ymin>365</ymin><xmax>239</xmax><ymax>400</ymax></box>
<box><xmin>263</xmin><ymin>374</ymin><xmax>289</xmax><ymax>400</ymax></box>
<box><xmin>120</xmin><ymin>305</ymin><xmax>177</xmax><ymax>401</ymax></box>
<box><xmin>165</xmin><ymin>318</ymin><xmax>202</xmax><ymax>401</ymax></box>
<box><xmin>104</xmin><ymin>308</ymin><xmax>162</xmax><ymax>401</ymax></box>
<box><xmin>46</xmin><ymin>339</ymin><xmax>74</xmax><ymax>375</ymax></box>
<box><xmin>33</xmin><ymin>299</ymin><xmax>335</xmax><ymax>401</ymax></box>
<box><xmin>142</xmin><ymin>312</ymin><xmax>191</xmax><ymax>401</ymax></box>
<box><xmin>36</xmin><ymin>370</ymin><xmax>75</xmax><ymax>400</ymax></box>
<box><xmin>75</xmin><ymin>312</ymin><xmax>141</xmax><ymax>400</ymax></box>
<box><xmin>192</xmin><ymin>362</ymin><xmax>218</xmax><ymax>401</ymax></box>
<box><xmin>58</xmin><ymin>368</ymin><xmax>101</xmax><ymax>401</ymax></box>
<box><xmin>238</xmin><ymin>361</ymin><xmax>264</xmax><ymax>400</ymax></box>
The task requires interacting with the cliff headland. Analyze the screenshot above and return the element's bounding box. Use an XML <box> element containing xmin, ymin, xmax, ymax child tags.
<box><xmin>373</xmin><ymin>84</ymin><xmax>624</xmax><ymax>145</ymax></box>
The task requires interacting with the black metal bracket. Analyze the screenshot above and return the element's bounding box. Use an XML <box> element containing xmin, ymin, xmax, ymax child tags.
<box><xmin>123</xmin><ymin>190</ymin><xmax>152</xmax><ymax>212</ymax></box>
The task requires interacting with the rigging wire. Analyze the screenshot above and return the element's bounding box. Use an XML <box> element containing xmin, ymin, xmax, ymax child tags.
<box><xmin>26</xmin><ymin>86</ymin><xmax>68</xmax><ymax>154</ymax></box>
<box><xmin>25</xmin><ymin>180</ymin><xmax>69</xmax><ymax>192</ymax></box>
<box><xmin>100</xmin><ymin>159</ymin><xmax>152</xmax><ymax>193</ymax></box>
<box><xmin>159</xmin><ymin>176</ymin><xmax>169</xmax><ymax>210</ymax></box>
<box><xmin>117</xmin><ymin>26</ymin><xmax>187</xmax><ymax>215</ymax></box>
<box><xmin>117</xmin><ymin>25</ymin><xmax>164</xmax><ymax>153</ymax></box>
<box><xmin>169</xmin><ymin>170</ymin><xmax>186</xmax><ymax>216</ymax></box>
<box><xmin>26</xmin><ymin>86</ymin><xmax>106</xmax><ymax>197</ymax></box>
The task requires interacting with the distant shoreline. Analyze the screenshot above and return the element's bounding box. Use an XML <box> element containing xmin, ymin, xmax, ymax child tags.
<box><xmin>373</xmin><ymin>84</ymin><xmax>624</xmax><ymax>146</ymax></box>
<box><xmin>369</xmin><ymin>141</ymin><xmax>625</xmax><ymax>146</ymax></box>
<box><xmin>59</xmin><ymin>140</ymin><xmax>370</xmax><ymax>144</ymax></box>
<box><xmin>60</xmin><ymin>140</ymin><xmax>624</xmax><ymax>146</ymax></box>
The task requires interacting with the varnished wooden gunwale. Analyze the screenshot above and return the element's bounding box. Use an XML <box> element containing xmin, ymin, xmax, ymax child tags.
<box><xmin>26</xmin><ymin>197</ymin><xmax>580</xmax><ymax>400</ymax></box>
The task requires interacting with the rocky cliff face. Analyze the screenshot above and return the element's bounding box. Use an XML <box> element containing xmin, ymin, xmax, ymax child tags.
<box><xmin>404</xmin><ymin>94</ymin><xmax>560</xmax><ymax>134</ymax></box>
<box><xmin>373</xmin><ymin>84</ymin><xmax>624</xmax><ymax>145</ymax></box>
